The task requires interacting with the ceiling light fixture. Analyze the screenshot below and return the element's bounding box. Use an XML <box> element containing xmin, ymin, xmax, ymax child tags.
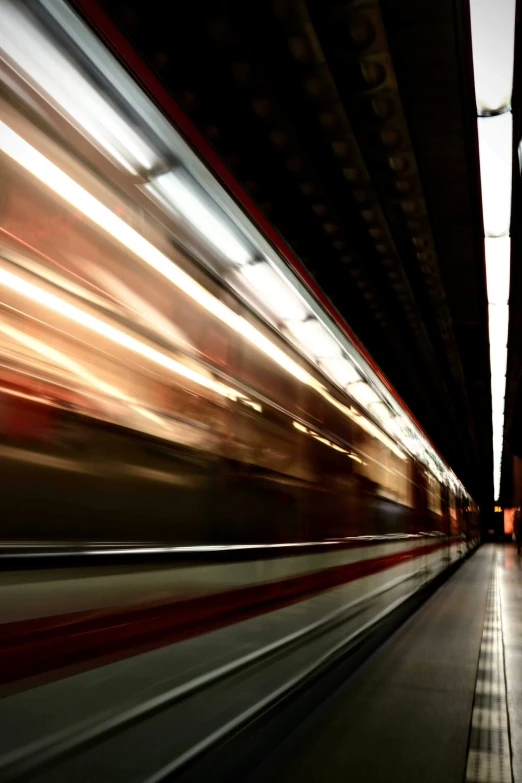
<box><xmin>469</xmin><ymin>0</ymin><xmax>516</xmax><ymax>114</ymax></box>
<box><xmin>469</xmin><ymin>0</ymin><xmax>515</xmax><ymax>500</ymax></box>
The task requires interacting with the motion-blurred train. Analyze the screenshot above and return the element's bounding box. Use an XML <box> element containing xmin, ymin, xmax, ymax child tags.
<box><xmin>0</xmin><ymin>0</ymin><xmax>479</xmax><ymax>548</ymax></box>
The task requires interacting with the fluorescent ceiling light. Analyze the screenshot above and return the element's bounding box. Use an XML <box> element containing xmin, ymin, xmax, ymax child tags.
<box><xmin>493</xmin><ymin>416</ymin><xmax>504</xmax><ymax>440</ymax></box>
<box><xmin>492</xmin><ymin>397</ymin><xmax>505</xmax><ymax>424</ymax></box>
<box><xmin>490</xmin><ymin>342</ymin><xmax>508</xmax><ymax>385</ymax></box>
<box><xmin>477</xmin><ymin>113</ymin><xmax>513</xmax><ymax>237</ymax></box>
<box><xmin>347</xmin><ymin>381</ymin><xmax>380</xmax><ymax>407</ymax></box>
<box><xmin>488</xmin><ymin>303</ymin><xmax>509</xmax><ymax>355</ymax></box>
<box><xmin>492</xmin><ymin>391</ymin><xmax>505</xmax><ymax>427</ymax></box>
<box><xmin>0</xmin><ymin>2</ymin><xmax>157</xmax><ymax>174</ymax></box>
<box><xmin>493</xmin><ymin>427</ymin><xmax>504</xmax><ymax>452</ymax></box>
<box><xmin>469</xmin><ymin>0</ymin><xmax>516</xmax><ymax>113</ymax></box>
<box><xmin>239</xmin><ymin>261</ymin><xmax>308</xmax><ymax>322</ymax></box>
<box><xmin>493</xmin><ymin>428</ymin><xmax>504</xmax><ymax>454</ymax></box>
<box><xmin>285</xmin><ymin>318</ymin><xmax>341</xmax><ymax>361</ymax></box>
<box><xmin>489</xmin><ymin>300</ymin><xmax>508</xmax><ymax>498</ymax></box>
<box><xmin>491</xmin><ymin>373</ymin><xmax>507</xmax><ymax>406</ymax></box>
<box><xmin>317</xmin><ymin>356</ymin><xmax>361</xmax><ymax>388</ymax></box>
<box><xmin>492</xmin><ymin>420</ymin><xmax>504</xmax><ymax>500</ymax></box>
<box><xmin>493</xmin><ymin>473</ymin><xmax>501</xmax><ymax>498</ymax></box>
<box><xmin>485</xmin><ymin>236</ymin><xmax>511</xmax><ymax>304</ymax></box>
<box><xmin>470</xmin><ymin>0</ymin><xmax>515</xmax><ymax>500</ymax></box>
<box><xmin>147</xmin><ymin>171</ymin><xmax>252</xmax><ymax>266</ymax></box>
<box><xmin>0</xmin><ymin>120</ymin><xmax>312</xmax><ymax>387</ymax></box>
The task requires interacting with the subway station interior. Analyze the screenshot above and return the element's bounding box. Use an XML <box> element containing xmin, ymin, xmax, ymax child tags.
<box><xmin>0</xmin><ymin>0</ymin><xmax>521</xmax><ymax>781</ymax></box>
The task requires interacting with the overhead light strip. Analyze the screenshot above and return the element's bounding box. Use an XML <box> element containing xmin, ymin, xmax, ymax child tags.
<box><xmin>469</xmin><ymin>0</ymin><xmax>516</xmax><ymax>500</ymax></box>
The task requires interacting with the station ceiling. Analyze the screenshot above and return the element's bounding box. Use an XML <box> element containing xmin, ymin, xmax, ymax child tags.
<box><xmin>78</xmin><ymin>0</ymin><xmax>502</xmax><ymax>507</ymax></box>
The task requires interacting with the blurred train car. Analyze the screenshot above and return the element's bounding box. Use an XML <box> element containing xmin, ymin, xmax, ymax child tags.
<box><xmin>0</xmin><ymin>0</ymin><xmax>480</xmax><ymax>549</ymax></box>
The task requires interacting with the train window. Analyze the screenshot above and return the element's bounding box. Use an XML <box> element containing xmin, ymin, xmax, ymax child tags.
<box><xmin>353</xmin><ymin>434</ymin><xmax>413</xmax><ymax>508</ymax></box>
<box><xmin>449</xmin><ymin>491</ymin><xmax>459</xmax><ymax>534</ymax></box>
<box><xmin>426</xmin><ymin>473</ymin><xmax>442</xmax><ymax>516</ymax></box>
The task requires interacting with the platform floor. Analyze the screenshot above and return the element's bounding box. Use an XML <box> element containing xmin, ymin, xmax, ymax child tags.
<box><xmin>248</xmin><ymin>544</ymin><xmax>521</xmax><ymax>783</ymax></box>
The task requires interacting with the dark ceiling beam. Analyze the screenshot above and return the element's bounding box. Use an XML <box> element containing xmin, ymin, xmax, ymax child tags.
<box><xmin>269</xmin><ymin>0</ymin><xmax>474</xmax><ymax>478</ymax></box>
<box><xmin>376</xmin><ymin>0</ymin><xmax>493</xmax><ymax>503</ymax></box>
<box><xmin>306</xmin><ymin>0</ymin><xmax>472</xmax><ymax>418</ymax></box>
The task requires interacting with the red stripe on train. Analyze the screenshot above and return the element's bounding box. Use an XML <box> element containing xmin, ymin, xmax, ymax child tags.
<box><xmin>0</xmin><ymin>540</ymin><xmax>457</xmax><ymax>685</ymax></box>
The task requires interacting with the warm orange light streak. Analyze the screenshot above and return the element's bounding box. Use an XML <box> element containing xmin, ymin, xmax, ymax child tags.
<box><xmin>0</xmin><ymin>266</ymin><xmax>244</xmax><ymax>401</ymax></box>
<box><xmin>0</xmin><ymin>121</ymin><xmax>313</xmax><ymax>387</ymax></box>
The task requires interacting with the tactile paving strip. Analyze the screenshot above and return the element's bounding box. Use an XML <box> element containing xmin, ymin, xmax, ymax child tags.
<box><xmin>466</xmin><ymin>565</ymin><xmax>513</xmax><ymax>782</ymax></box>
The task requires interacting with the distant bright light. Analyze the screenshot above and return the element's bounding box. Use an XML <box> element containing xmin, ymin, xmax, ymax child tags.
<box><xmin>485</xmin><ymin>236</ymin><xmax>511</xmax><ymax>304</ymax></box>
<box><xmin>477</xmin><ymin>113</ymin><xmax>513</xmax><ymax>237</ymax></box>
<box><xmin>469</xmin><ymin>0</ymin><xmax>516</xmax><ymax>114</ymax></box>
<box><xmin>492</xmin><ymin>395</ymin><xmax>505</xmax><ymax>425</ymax></box>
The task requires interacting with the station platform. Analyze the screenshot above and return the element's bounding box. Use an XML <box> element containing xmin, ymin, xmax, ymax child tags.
<box><xmin>0</xmin><ymin>543</ymin><xmax>518</xmax><ymax>783</ymax></box>
<box><xmin>246</xmin><ymin>544</ymin><xmax>518</xmax><ymax>783</ymax></box>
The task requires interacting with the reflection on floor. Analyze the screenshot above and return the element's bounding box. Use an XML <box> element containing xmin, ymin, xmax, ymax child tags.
<box><xmin>497</xmin><ymin>544</ymin><xmax>522</xmax><ymax>783</ymax></box>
